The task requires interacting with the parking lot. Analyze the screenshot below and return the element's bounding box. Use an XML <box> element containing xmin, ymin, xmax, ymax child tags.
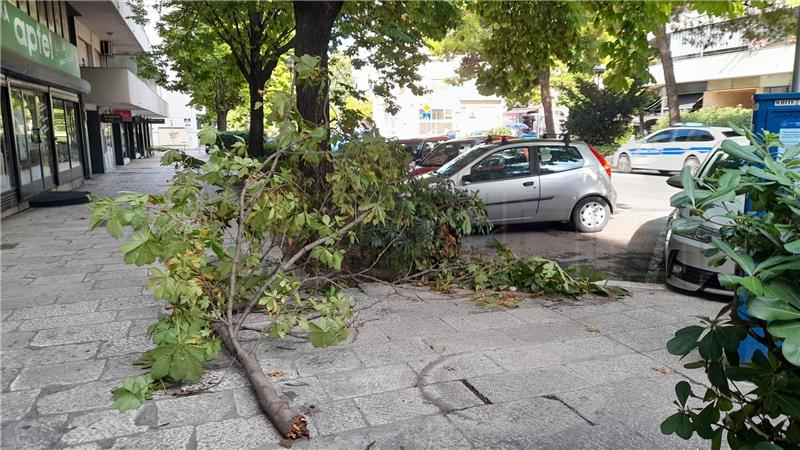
<box><xmin>465</xmin><ymin>171</ymin><xmax>677</xmax><ymax>283</ymax></box>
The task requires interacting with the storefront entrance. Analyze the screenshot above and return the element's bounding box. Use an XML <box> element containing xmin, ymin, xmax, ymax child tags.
<box><xmin>9</xmin><ymin>87</ymin><xmax>55</xmax><ymax>198</ymax></box>
<box><xmin>52</xmin><ymin>98</ymin><xmax>83</xmax><ymax>183</ymax></box>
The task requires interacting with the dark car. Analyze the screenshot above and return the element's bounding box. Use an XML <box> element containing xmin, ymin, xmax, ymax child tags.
<box><xmin>395</xmin><ymin>136</ymin><xmax>450</xmax><ymax>161</ymax></box>
<box><xmin>410</xmin><ymin>135</ymin><xmax>511</xmax><ymax>177</ymax></box>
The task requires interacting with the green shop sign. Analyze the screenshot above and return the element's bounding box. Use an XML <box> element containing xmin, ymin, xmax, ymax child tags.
<box><xmin>1</xmin><ymin>2</ymin><xmax>80</xmax><ymax>77</ymax></box>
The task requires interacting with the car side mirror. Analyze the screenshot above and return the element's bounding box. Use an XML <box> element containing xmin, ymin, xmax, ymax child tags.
<box><xmin>666</xmin><ymin>174</ymin><xmax>683</xmax><ymax>189</ymax></box>
<box><xmin>462</xmin><ymin>174</ymin><xmax>473</xmax><ymax>184</ymax></box>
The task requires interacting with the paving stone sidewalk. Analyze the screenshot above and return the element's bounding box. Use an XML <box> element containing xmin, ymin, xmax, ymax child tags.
<box><xmin>1</xmin><ymin>153</ymin><xmax>722</xmax><ymax>449</ymax></box>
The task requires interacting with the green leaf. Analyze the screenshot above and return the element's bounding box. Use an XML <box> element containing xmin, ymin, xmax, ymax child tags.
<box><xmin>681</xmin><ymin>167</ymin><xmax>696</xmax><ymax>205</ymax></box>
<box><xmin>667</xmin><ymin>325</ymin><xmax>705</xmax><ymax>356</ymax></box>
<box><xmin>768</xmin><ymin>320</ymin><xmax>800</xmax><ymax>365</ymax></box>
<box><xmin>747</xmin><ymin>297</ymin><xmax>800</xmax><ymax>321</ymax></box>
<box><xmin>661</xmin><ymin>412</ymin><xmax>683</xmax><ymax>435</ymax></box>
<box><xmin>198</xmin><ymin>127</ymin><xmax>219</xmax><ymax>146</ymax></box>
<box><xmin>676</xmin><ymin>413</ymin><xmax>693</xmax><ymax>440</ymax></box>
<box><xmin>754</xmin><ymin>442</ymin><xmax>784</xmax><ymax>450</ymax></box>
<box><xmin>719</xmin><ymin>139</ymin><xmax>762</xmax><ymax>164</ymax></box>
<box><xmin>712</xmin><ymin>237</ymin><xmax>755</xmax><ymax>274</ymax></box>
<box><xmin>675</xmin><ymin>380</ymin><xmax>692</xmax><ymax>406</ymax></box>
<box><xmin>111</xmin><ymin>391</ymin><xmax>141</xmax><ymax>412</ymax></box>
<box><xmin>107</xmin><ymin>216</ymin><xmax>123</xmax><ymax>238</ymax></box>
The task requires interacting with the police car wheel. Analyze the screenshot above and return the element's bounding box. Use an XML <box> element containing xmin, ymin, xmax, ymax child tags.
<box><xmin>617</xmin><ymin>154</ymin><xmax>632</xmax><ymax>173</ymax></box>
<box><xmin>683</xmin><ymin>156</ymin><xmax>700</xmax><ymax>176</ymax></box>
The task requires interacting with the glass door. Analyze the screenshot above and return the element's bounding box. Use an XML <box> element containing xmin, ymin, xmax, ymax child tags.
<box><xmin>10</xmin><ymin>87</ymin><xmax>55</xmax><ymax>197</ymax></box>
<box><xmin>1</xmin><ymin>88</ymin><xmax>18</xmax><ymax>201</ymax></box>
<box><xmin>52</xmin><ymin>99</ymin><xmax>83</xmax><ymax>182</ymax></box>
<box><xmin>101</xmin><ymin>122</ymin><xmax>115</xmax><ymax>171</ymax></box>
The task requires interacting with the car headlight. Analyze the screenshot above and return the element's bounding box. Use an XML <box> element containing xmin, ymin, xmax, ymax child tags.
<box><xmin>673</xmin><ymin>224</ymin><xmax>717</xmax><ymax>244</ymax></box>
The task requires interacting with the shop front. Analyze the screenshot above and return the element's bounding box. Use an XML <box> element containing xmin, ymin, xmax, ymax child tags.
<box><xmin>1</xmin><ymin>2</ymin><xmax>90</xmax><ymax>215</ymax></box>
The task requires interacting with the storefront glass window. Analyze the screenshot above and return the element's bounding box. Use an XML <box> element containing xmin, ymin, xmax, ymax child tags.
<box><xmin>10</xmin><ymin>89</ymin><xmax>31</xmax><ymax>185</ymax></box>
<box><xmin>53</xmin><ymin>99</ymin><xmax>71</xmax><ymax>173</ymax></box>
<box><xmin>1</xmin><ymin>90</ymin><xmax>17</xmax><ymax>192</ymax></box>
<box><xmin>10</xmin><ymin>88</ymin><xmax>54</xmax><ymax>194</ymax></box>
<box><xmin>66</xmin><ymin>102</ymin><xmax>81</xmax><ymax>170</ymax></box>
<box><xmin>101</xmin><ymin>122</ymin><xmax>115</xmax><ymax>170</ymax></box>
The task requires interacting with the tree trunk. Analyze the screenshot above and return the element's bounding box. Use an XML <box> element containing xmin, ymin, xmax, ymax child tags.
<box><xmin>539</xmin><ymin>69</ymin><xmax>556</xmax><ymax>138</ymax></box>
<box><xmin>292</xmin><ymin>1</ymin><xmax>344</xmax><ymax>127</ymax></box>
<box><xmin>247</xmin><ymin>77</ymin><xmax>266</xmax><ymax>157</ymax></box>
<box><xmin>213</xmin><ymin>322</ymin><xmax>309</xmax><ymax>439</ymax></box>
<box><xmin>216</xmin><ymin>108</ymin><xmax>228</xmax><ymax>132</ymax></box>
<box><xmin>654</xmin><ymin>24</ymin><xmax>680</xmax><ymax>125</ymax></box>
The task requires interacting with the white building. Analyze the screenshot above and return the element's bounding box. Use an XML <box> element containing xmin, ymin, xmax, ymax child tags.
<box><xmin>149</xmin><ymin>90</ymin><xmax>201</xmax><ymax>149</ymax></box>
<box><xmin>370</xmin><ymin>58</ymin><xmax>507</xmax><ymax>138</ymax></box>
<box><xmin>649</xmin><ymin>18</ymin><xmax>796</xmax><ymax>115</ymax></box>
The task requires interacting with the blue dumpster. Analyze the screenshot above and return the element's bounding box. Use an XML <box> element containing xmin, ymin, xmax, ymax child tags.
<box><xmin>738</xmin><ymin>93</ymin><xmax>800</xmax><ymax>362</ymax></box>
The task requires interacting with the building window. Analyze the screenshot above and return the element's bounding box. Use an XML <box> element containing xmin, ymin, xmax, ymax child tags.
<box><xmin>766</xmin><ymin>86</ymin><xmax>789</xmax><ymax>94</ymax></box>
<box><xmin>419</xmin><ymin>108</ymin><xmax>453</xmax><ymax>135</ymax></box>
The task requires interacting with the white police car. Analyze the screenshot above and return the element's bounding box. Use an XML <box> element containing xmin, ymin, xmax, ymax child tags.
<box><xmin>611</xmin><ymin>124</ymin><xmax>746</xmax><ymax>175</ymax></box>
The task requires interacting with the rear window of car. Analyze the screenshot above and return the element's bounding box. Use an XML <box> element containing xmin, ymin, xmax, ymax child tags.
<box><xmin>537</xmin><ymin>146</ymin><xmax>584</xmax><ymax>174</ymax></box>
<box><xmin>722</xmin><ymin>131</ymin><xmax>740</xmax><ymax>138</ymax></box>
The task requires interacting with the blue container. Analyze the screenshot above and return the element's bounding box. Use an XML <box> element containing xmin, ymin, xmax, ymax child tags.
<box><xmin>738</xmin><ymin>93</ymin><xmax>800</xmax><ymax>362</ymax></box>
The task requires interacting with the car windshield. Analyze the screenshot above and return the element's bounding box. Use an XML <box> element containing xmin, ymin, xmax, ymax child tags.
<box><xmin>421</xmin><ymin>141</ymin><xmax>478</xmax><ymax>167</ymax></box>
<box><xmin>435</xmin><ymin>144</ymin><xmax>497</xmax><ymax>177</ymax></box>
<box><xmin>702</xmin><ymin>152</ymin><xmax>745</xmax><ymax>180</ymax></box>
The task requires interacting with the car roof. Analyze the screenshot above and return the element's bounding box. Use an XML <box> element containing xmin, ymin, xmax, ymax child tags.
<box><xmin>661</xmin><ymin>126</ymin><xmax>732</xmax><ymax>132</ymax></box>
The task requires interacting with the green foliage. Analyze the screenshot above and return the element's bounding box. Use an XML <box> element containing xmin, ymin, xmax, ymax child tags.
<box><xmin>112</xmin><ymin>375</ymin><xmax>154</xmax><ymax>412</ymax></box>
<box><xmin>349</xmin><ymin>177</ymin><xmax>491</xmax><ymax>277</ymax></box>
<box><xmin>664</xmin><ymin>128</ymin><xmax>800</xmax><ymax>447</ymax></box>
<box><xmin>426</xmin><ymin>240</ymin><xmax>629</xmax><ymax>301</ymax></box>
<box><xmin>560</xmin><ymin>79</ymin><xmax>650</xmax><ymax>146</ymax></box>
<box><xmin>654</xmin><ymin>107</ymin><xmax>753</xmax><ymax>131</ymax></box>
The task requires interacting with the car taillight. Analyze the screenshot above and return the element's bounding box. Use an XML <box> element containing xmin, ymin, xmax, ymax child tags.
<box><xmin>589</xmin><ymin>144</ymin><xmax>612</xmax><ymax>178</ymax></box>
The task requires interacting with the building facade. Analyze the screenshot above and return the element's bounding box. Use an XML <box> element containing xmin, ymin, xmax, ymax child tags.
<box><xmin>149</xmin><ymin>90</ymin><xmax>201</xmax><ymax>149</ymax></box>
<box><xmin>1</xmin><ymin>0</ymin><xmax>168</xmax><ymax>217</ymax></box>
<box><xmin>369</xmin><ymin>58</ymin><xmax>507</xmax><ymax>139</ymax></box>
<box><xmin>649</xmin><ymin>18</ymin><xmax>796</xmax><ymax>117</ymax></box>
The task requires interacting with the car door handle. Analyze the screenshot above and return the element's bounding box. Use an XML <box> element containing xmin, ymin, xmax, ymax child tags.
<box><xmin>522</xmin><ymin>181</ymin><xmax>535</xmax><ymax>187</ymax></box>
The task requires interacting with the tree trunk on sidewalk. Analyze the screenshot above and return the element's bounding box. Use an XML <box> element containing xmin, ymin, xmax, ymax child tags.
<box><xmin>539</xmin><ymin>69</ymin><xmax>556</xmax><ymax>138</ymax></box>
<box><xmin>213</xmin><ymin>322</ymin><xmax>308</xmax><ymax>438</ymax></box>
<box><xmin>654</xmin><ymin>23</ymin><xmax>680</xmax><ymax>125</ymax></box>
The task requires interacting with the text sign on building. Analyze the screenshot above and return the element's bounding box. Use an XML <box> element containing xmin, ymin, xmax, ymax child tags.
<box><xmin>111</xmin><ymin>109</ymin><xmax>133</xmax><ymax>122</ymax></box>
<box><xmin>1</xmin><ymin>2</ymin><xmax>80</xmax><ymax>77</ymax></box>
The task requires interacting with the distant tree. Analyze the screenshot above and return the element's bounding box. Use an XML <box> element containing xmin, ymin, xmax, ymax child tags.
<box><xmin>560</xmin><ymin>79</ymin><xmax>649</xmax><ymax>146</ymax></box>
<box><xmin>136</xmin><ymin>25</ymin><xmax>245</xmax><ymax>131</ymax></box>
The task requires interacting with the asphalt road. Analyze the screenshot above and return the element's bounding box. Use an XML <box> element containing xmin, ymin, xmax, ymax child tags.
<box><xmin>464</xmin><ymin>171</ymin><xmax>678</xmax><ymax>283</ymax></box>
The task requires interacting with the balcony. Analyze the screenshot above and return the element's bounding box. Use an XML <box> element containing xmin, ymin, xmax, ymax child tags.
<box><xmin>80</xmin><ymin>67</ymin><xmax>169</xmax><ymax>117</ymax></box>
<box><xmin>68</xmin><ymin>0</ymin><xmax>151</xmax><ymax>53</ymax></box>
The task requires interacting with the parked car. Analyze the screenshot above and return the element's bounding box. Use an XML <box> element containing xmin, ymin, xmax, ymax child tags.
<box><xmin>611</xmin><ymin>125</ymin><xmax>747</xmax><ymax>175</ymax></box>
<box><xmin>409</xmin><ymin>135</ymin><xmax>510</xmax><ymax>177</ymax></box>
<box><xmin>663</xmin><ymin>147</ymin><xmax>743</xmax><ymax>295</ymax></box>
<box><xmin>395</xmin><ymin>136</ymin><xmax>450</xmax><ymax>161</ymax></box>
<box><xmin>428</xmin><ymin>139</ymin><xmax>616</xmax><ymax>232</ymax></box>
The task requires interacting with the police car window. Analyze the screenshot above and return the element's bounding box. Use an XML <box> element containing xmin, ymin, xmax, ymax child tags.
<box><xmin>646</xmin><ymin>130</ymin><xmax>674</xmax><ymax>143</ymax></box>
<box><xmin>672</xmin><ymin>129</ymin><xmax>694</xmax><ymax>142</ymax></box>
<box><xmin>538</xmin><ymin>146</ymin><xmax>584</xmax><ymax>174</ymax></box>
<box><xmin>688</xmin><ymin>130</ymin><xmax>715</xmax><ymax>142</ymax></box>
<box><xmin>722</xmin><ymin>131</ymin><xmax>740</xmax><ymax>138</ymax></box>
<box><xmin>470</xmin><ymin>147</ymin><xmax>530</xmax><ymax>181</ymax></box>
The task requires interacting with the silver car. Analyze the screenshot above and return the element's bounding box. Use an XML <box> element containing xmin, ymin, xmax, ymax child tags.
<box><xmin>431</xmin><ymin>139</ymin><xmax>617</xmax><ymax>232</ymax></box>
<box><xmin>664</xmin><ymin>148</ymin><xmax>740</xmax><ymax>295</ymax></box>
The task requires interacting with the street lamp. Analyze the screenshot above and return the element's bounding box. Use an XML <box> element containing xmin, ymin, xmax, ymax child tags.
<box><xmin>593</xmin><ymin>64</ymin><xmax>606</xmax><ymax>89</ymax></box>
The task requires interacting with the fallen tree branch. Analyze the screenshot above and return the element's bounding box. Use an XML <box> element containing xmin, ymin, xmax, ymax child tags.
<box><xmin>212</xmin><ymin>321</ymin><xmax>309</xmax><ymax>439</ymax></box>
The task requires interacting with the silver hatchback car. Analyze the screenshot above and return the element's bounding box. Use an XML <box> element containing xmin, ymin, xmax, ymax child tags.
<box><xmin>430</xmin><ymin>139</ymin><xmax>618</xmax><ymax>232</ymax></box>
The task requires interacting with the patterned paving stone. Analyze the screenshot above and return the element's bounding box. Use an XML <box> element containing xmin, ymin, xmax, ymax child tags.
<box><xmin>2</xmin><ymin>331</ymin><xmax>35</xmax><ymax>349</ymax></box>
<box><xmin>60</xmin><ymin>410</ymin><xmax>147</xmax><ymax>446</ymax></box>
<box><xmin>466</xmin><ymin>366</ymin><xmax>593</xmax><ymax>403</ymax></box>
<box><xmin>11</xmin><ymin>359</ymin><xmax>105</xmax><ymax>390</ymax></box>
<box><xmin>357</xmin><ymin>387</ymin><xmax>439</xmax><ymax>427</ymax></box>
<box><xmin>110</xmin><ymin>425</ymin><xmax>194</xmax><ymax>449</ymax></box>
<box><xmin>17</xmin><ymin>311</ymin><xmax>118</xmax><ymax>331</ymax></box>
<box><xmin>354</xmin><ymin>338</ymin><xmax>436</xmax><ymax>367</ymax></box>
<box><xmin>306</xmin><ymin>399</ymin><xmax>367</xmax><ymax>436</ymax></box>
<box><xmin>195</xmin><ymin>415</ymin><xmax>283</xmax><ymax>450</ymax></box>
<box><xmin>36</xmin><ymin>381</ymin><xmax>117</xmax><ymax>415</ymax></box>
<box><xmin>318</xmin><ymin>364</ymin><xmax>417</xmax><ymax>400</ymax></box>
<box><xmin>96</xmin><ymin>335</ymin><xmax>154</xmax><ymax>358</ymax></box>
<box><xmin>156</xmin><ymin>390</ymin><xmax>237</xmax><ymax>427</ymax></box>
<box><xmin>1</xmin><ymin>389</ymin><xmax>40</xmax><ymax>422</ymax></box>
<box><xmin>7</xmin><ymin>300</ymin><xmax>97</xmax><ymax>321</ymax></box>
<box><xmin>31</xmin><ymin>322</ymin><xmax>131</xmax><ymax>347</ymax></box>
<box><xmin>368</xmin><ymin>414</ymin><xmax>472</xmax><ymax>450</ymax></box>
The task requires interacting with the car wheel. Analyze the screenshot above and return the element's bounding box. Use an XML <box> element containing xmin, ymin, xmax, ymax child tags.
<box><xmin>683</xmin><ymin>156</ymin><xmax>700</xmax><ymax>176</ymax></box>
<box><xmin>616</xmin><ymin>154</ymin><xmax>632</xmax><ymax>173</ymax></box>
<box><xmin>572</xmin><ymin>197</ymin><xmax>610</xmax><ymax>233</ymax></box>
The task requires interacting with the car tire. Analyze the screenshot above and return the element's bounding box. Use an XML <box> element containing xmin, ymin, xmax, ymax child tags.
<box><xmin>616</xmin><ymin>154</ymin><xmax>632</xmax><ymax>173</ymax></box>
<box><xmin>572</xmin><ymin>196</ymin><xmax>610</xmax><ymax>233</ymax></box>
<box><xmin>683</xmin><ymin>156</ymin><xmax>700</xmax><ymax>175</ymax></box>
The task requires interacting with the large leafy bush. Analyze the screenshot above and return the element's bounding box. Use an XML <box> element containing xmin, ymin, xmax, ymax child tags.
<box><xmin>559</xmin><ymin>78</ymin><xmax>650</xmax><ymax>146</ymax></box>
<box><xmin>663</xmin><ymin>128</ymin><xmax>800</xmax><ymax>448</ymax></box>
<box><xmin>654</xmin><ymin>106</ymin><xmax>752</xmax><ymax>131</ymax></box>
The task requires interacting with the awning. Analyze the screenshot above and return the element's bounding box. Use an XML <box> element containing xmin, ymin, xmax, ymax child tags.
<box><xmin>1</xmin><ymin>50</ymin><xmax>90</xmax><ymax>94</ymax></box>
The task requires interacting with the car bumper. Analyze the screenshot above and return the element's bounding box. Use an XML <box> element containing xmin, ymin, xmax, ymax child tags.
<box><xmin>664</xmin><ymin>228</ymin><xmax>734</xmax><ymax>296</ymax></box>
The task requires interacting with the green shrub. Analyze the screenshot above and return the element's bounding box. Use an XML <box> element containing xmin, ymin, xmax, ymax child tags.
<box><xmin>654</xmin><ymin>106</ymin><xmax>752</xmax><ymax>131</ymax></box>
<box><xmin>215</xmin><ymin>130</ymin><xmax>277</xmax><ymax>153</ymax></box>
<box><xmin>560</xmin><ymin>79</ymin><xmax>649</xmax><ymax>146</ymax></box>
<box><xmin>663</xmin><ymin>128</ymin><xmax>800</xmax><ymax>447</ymax></box>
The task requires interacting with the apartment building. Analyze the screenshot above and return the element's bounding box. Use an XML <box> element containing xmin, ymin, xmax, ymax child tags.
<box><xmin>1</xmin><ymin>0</ymin><xmax>168</xmax><ymax>216</ymax></box>
<box><xmin>370</xmin><ymin>58</ymin><xmax>507</xmax><ymax>139</ymax></box>
<box><xmin>649</xmin><ymin>17</ymin><xmax>796</xmax><ymax>116</ymax></box>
